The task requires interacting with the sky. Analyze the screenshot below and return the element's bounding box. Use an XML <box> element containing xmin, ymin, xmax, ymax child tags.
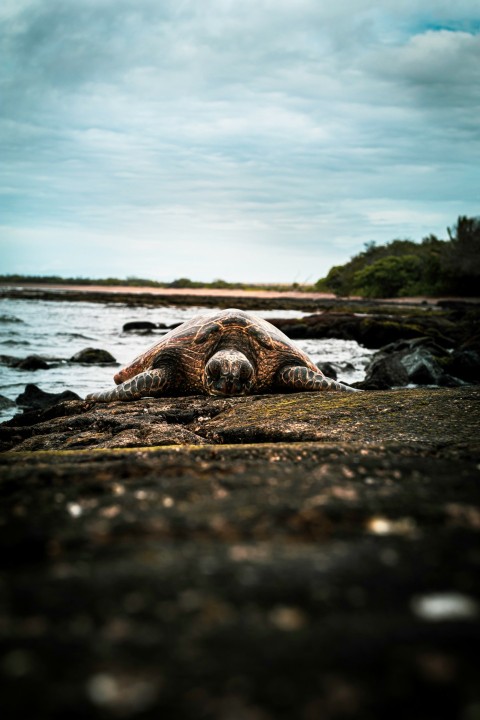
<box><xmin>1</xmin><ymin>0</ymin><xmax>479</xmax><ymax>283</ymax></box>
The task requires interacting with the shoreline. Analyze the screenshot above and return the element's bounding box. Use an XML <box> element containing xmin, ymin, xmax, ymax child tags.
<box><xmin>1</xmin><ymin>282</ymin><xmax>476</xmax><ymax>310</ymax></box>
<box><xmin>0</xmin><ymin>281</ymin><xmax>339</xmax><ymax>299</ymax></box>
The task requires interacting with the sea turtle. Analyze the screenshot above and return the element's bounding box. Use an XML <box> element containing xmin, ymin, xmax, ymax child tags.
<box><xmin>85</xmin><ymin>308</ymin><xmax>359</xmax><ymax>403</ymax></box>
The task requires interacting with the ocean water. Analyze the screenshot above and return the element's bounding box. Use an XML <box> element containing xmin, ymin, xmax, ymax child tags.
<box><xmin>0</xmin><ymin>298</ymin><xmax>374</xmax><ymax>422</ymax></box>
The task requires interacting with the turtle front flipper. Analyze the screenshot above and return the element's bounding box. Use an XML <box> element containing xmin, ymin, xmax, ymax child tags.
<box><xmin>276</xmin><ymin>366</ymin><xmax>361</xmax><ymax>393</ymax></box>
<box><xmin>86</xmin><ymin>368</ymin><xmax>170</xmax><ymax>403</ymax></box>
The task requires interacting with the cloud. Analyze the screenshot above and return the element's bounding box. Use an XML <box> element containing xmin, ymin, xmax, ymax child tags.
<box><xmin>0</xmin><ymin>1</ymin><xmax>479</xmax><ymax>281</ymax></box>
<box><xmin>369</xmin><ymin>30</ymin><xmax>480</xmax><ymax>107</ymax></box>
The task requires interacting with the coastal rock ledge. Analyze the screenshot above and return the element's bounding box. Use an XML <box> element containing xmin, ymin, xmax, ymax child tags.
<box><xmin>1</xmin><ymin>386</ymin><xmax>479</xmax><ymax>452</ymax></box>
<box><xmin>1</xmin><ymin>387</ymin><xmax>480</xmax><ymax>719</ymax></box>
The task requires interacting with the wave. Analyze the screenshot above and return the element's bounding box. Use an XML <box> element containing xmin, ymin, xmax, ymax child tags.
<box><xmin>0</xmin><ymin>340</ymin><xmax>31</xmax><ymax>346</ymax></box>
<box><xmin>56</xmin><ymin>332</ymin><xmax>96</xmax><ymax>340</ymax></box>
<box><xmin>0</xmin><ymin>314</ymin><xmax>24</xmax><ymax>324</ymax></box>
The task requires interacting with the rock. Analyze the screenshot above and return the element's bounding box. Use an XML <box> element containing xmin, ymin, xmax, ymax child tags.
<box><xmin>2</xmin><ymin>386</ymin><xmax>479</xmax><ymax>452</ymax></box>
<box><xmin>360</xmin><ymin>354</ymin><xmax>409</xmax><ymax>389</ymax></box>
<box><xmin>0</xmin><ymin>386</ymin><xmax>479</xmax><ymax>719</ymax></box>
<box><xmin>69</xmin><ymin>347</ymin><xmax>116</xmax><ymax>364</ymax></box>
<box><xmin>0</xmin><ymin>354</ymin><xmax>15</xmax><ymax>366</ymax></box>
<box><xmin>270</xmin><ymin>312</ymin><xmax>457</xmax><ymax>348</ymax></box>
<box><xmin>123</xmin><ymin>321</ymin><xmax>158</xmax><ymax>332</ymax></box>
<box><xmin>0</xmin><ymin>354</ymin><xmax>49</xmax><ymax>369</ymax></box>
<box><xmin>0</xmin><ymin>394</ymin><xmax>15</xmax><ymax>410</ymax></box>
<box><xmin>436</xmin><ymin>299</ymin><xmax>479</xmax><ymax>311</ymax></box>
<box><xmin>15</xmin><ymin>384</ymin><xmax>82</xmax><ymax>412</ymax></box>
<box><xmin>445</xmin><ymin>349</ymin><xmax>480</xmax><ymax>383</ymax></box>
<box><xmin>316</xmin><ymin>361</ymin><xmax>338</xmax><ymax>379</ymax></box>
<box><xmin>400</xmin><ymin>347</ymin><xmax>446</xmax><ymax>385</ymax></box>
<box><xmin>376</xmin><ymin>337</ymin><xmax>444</xmax><ymax>356</ymax></box>
<box><xmin>359</xmin><ymin>338</ymin><xmax>463</xmax><ymax>390</ymax></box>
<box><xmin>16</xmin><ymin>355</ymin><xmax>50</xmax><ymax>370</ymax></box>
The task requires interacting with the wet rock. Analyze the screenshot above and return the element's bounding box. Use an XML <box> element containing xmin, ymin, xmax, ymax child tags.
<box><xmin>359</xmin><ymin>338</ymin><xmax>463</xmax><ymax>390</ymax></box>
<box><xmin>69</xmin><ymin>347</ymin><xmax>116</xmax><ymax>364</ymax></box>
<box><xmin>0</xmin><ymin>394</ymin><xmax>15</xmax><ymax>410</ymax></box>
<box><xmin>359</xmin><ymin>354</ymin><xmax>409</xmax><ymax>390</ymax></box>
<box><xmin>445</xmin><ymin>349</ymin><xmax>480</xmax><ymax>384</ymax></box>
<box><xmin>16</xmin><ymin>355</ymin><xmax>50</xmax><ymax>370</ymax></box>
<box><xmin>460</xmin><ymin>332</ymin><xmax>480</xmax><ymax>355</ymax></box>
<box><xmin>270</xmin><ymin>312</ymin><xmax>457</xmax><ymax>348</ymax></box>
<box><xmin>123</xmin><ymin>321</ymin><xmax>158</xmax><ymax>332</ymax></box>
<box><xmin>0</xmin><ymin>354</ymin><xmax>16</xmax><ymax>366</ymax></box>
<box><xmin>0</xmin><ymin>354</ymin><xmax>49</xmax><ymax>369</ymax></box>
<box><xmin>316</xmin><ymin>361</ymin><xmax>338</xmax><ymax>379</ymax></box>
<box><xmin>437</xmin><ymin>299</ymin><xmax>479</xmax><ymax>312</ymax></box>
<box><xmin>402</xmin><ymin>350</ymin><xmax>444</xmax><ymax>385</ymax></box>
<box><xmin>15</xmin><ymin>383</ymin><xmax>82</xmax><ymax>412</ymax></box>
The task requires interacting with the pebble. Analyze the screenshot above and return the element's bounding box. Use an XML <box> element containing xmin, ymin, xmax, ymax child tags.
<box><xmin>410</xmin><ymin>592</ymin><xmax>479</xmax><ymax>621</ymax></box>
<box><xmin>66</xmin><ymin>502</ymin><xmax>83</xmax><ymax>518</ymax></box>
<box><xmin>269</xmin><ymin>606</ymin><xmax>307</xmax><ymax>631</ymax></box>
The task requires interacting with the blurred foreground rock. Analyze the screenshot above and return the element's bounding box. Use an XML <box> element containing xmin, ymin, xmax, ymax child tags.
<box><xmin>1</xmin><ymin>387</ymin><xmax>479</xmax><ymax>719</ymax></box>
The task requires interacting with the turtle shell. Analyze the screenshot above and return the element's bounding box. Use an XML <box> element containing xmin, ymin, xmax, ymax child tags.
<box><xmin>114</xmin><ymin>308</ymin><xmax>318</xmax><ymax>393</ymax></box>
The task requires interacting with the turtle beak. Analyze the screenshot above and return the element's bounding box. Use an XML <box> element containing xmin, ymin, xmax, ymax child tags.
<box><xmin>204</xmin><ymin>350</ymin><xmax>254</xmax><ymax>396</ymax></box>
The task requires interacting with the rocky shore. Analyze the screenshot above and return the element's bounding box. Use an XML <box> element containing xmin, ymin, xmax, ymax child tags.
<box><xmin>1</xmin><ymin>282</ymin><xmax>475</xmax><ymax>312</ymax></box>
<box><xmin>268</xmin><ymin>302</ymin><xmax>480</xmax><ymax>390</ymax></box>
<box><xmin>1</xmin><ymin>288</ymin><xmax>479</xmax><ymax>718</ymax></box>
<box><xmin>2</xmin><ymin>284</ymin><xmax>339</xmax><ymax>311</ymax></box>
<box><xmin>0</xmin><ymin>287</ymin><xmax>480</xmax><ymax>400</ymax></box>
<box><xmin>1</xmin><ymin>386</ymin><xmax>480</xmax><ymax>719</ymax></box>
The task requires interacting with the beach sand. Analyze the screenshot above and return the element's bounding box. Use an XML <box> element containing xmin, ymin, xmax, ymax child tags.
<box><xmin>2</xmin><ymin>281</ymin><xmax>472</xmax><ymax>305</ymax></box>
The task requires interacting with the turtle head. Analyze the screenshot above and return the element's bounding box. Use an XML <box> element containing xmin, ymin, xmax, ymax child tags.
<box><xmin>204</xmin><ymin>349</ymin><xmax>255</xmax><ymax>396</ymax></box>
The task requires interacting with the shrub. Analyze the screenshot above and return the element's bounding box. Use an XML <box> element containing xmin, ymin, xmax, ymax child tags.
<box><xmin>352</xmin><ymin>255</ymin><xmax>423</xmax><ymax>298</ymax></box>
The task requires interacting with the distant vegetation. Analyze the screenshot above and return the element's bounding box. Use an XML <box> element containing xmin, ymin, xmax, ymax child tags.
<box><xmin>0</xmin><ymin>274</ymin><xmax>299</xmax><ymax>293</ymax></box>
<box><xmin>2</xmin><ymin>216</ymin><xmax>478</xmax><ymax>298</ymax></box>
<box><xmin>315</xmin><ymin>216</ymin><xmax>480</xmax><ymax>297</ymax></box>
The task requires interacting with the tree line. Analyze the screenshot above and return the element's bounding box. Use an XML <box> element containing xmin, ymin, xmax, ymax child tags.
<box><xmin>315</xmin><ymin>216</ymin><xmax>480</xmax><ymax>298</ymax></box>
<box><xmin>1</xmin><ymin>216</ymin><xmax>478</xmax><ymax>298</ymax></box>
<box><xmin>0</xmin><ymin>274</ymin><xmax>293</xmax><ymax>293</ymax></box>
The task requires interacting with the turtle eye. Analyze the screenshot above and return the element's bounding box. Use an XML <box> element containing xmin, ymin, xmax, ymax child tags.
<box><xmin>195</xmin><ymin>323</ymin><xmax>221</xmax><ymax>345</ymax></box>
<box><xmin>206</xmin><ymin>357</ymin><xmax>221</xmax><ymax>379</ymax></box>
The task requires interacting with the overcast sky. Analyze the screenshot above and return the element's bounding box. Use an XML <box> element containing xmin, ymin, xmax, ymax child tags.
<box><xmin>1</xmin><ymin>0</ymin><xmax>479</xmax><ymax>283</ymax></box>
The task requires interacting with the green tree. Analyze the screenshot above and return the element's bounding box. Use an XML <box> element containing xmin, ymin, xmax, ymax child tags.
<box><xmin>316</xmin><ymin>239</ymin><xmax>421</xmax><ymax>296</ymax></box>
<box><xmin>352</xmin><ymin>255</ymin><xmax>423</xmax><ymax>298</ymax></box>
<box><xmin>169</xmin><ymin>277</ymin><xmax>197</xmax><ymax>288</ymax></box>
<box><xmin>443</xmin><ymin>216</ymin><xmax>480</xmax><ymax>295</ymax></box>
<box><xmin>314</xmin><ymin>217</ymin><xmax>480</xmax><ymax>298</ymax></box>
<box><xmin>315</xmin><ymin>265</ymin><xmax>348</xmax><ymax>295</ymax></box>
